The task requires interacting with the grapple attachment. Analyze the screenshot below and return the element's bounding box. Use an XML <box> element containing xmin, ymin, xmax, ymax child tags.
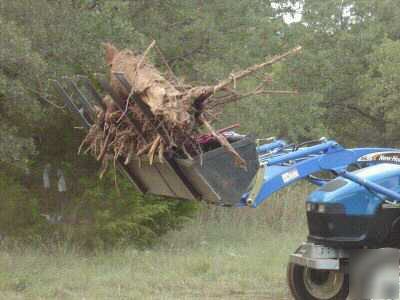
<box><xmin>53</xmin><ymin>74</ymin><xmax>259</xmax><ymax>206</ymax></box>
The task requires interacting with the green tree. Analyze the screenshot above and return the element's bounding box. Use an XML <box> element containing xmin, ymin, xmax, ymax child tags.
<box><xmin>0</xmin><ymin>17</ymin><xmax>44</xmax><ymax>169</ymax></box>
<box><xmin>0</xmin><ymin>0</ymin><xmax>197</xmax><ymax>246</ymax></box>
<box><xmin>125</xmin><ymin>0</ymin><xmax>320</xmax><ymax>140</ymax></box>
<box><xmin>275</xmin><ymin>0</ymin><xmax>400</xmax><ymax>146</ymax></box>
<box><xmin>357</xmin><ymin>39</ymin><xmax>400</xmax><ymax>145</ymax></box>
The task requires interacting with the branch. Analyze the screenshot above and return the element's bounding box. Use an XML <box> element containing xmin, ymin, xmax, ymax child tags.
<box><xmin>328</xmin><ymin>102</ymin><xmax>382</xmax><ymax>123</ymax></box>
<box><xmin>190</xmin><ymin>46</ymin><xmax>302</xmax><ymax>106</ymax></box>
<box><xmin>212</xmin><ymin>46</ymin><xmax>302</xmax><ymax>93</ymax></box>
<box><xmin>200</xmin><ymin>116</ymin><xmax>247</xmax><ymax>169</ymax></box>
<box><xmin>154</xmin><ymin>44</ymin><xmax>180</xmax><ymax>85</ymax></box>
<box><xmin>210</xmin><ymin>89</ymin><xmax>299</xmax><ymax>108</ymax></box>
<box><xmin>137</xmin><ymin>40</ymin><xmax>156</xmax><ymax>69</ymax></box>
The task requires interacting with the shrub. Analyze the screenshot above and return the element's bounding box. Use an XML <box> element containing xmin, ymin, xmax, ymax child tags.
<box><xmin>0</xmin><ymin>168</ymin><xmax>197</xmax><ymax>250</ymax></box>
<box><xmin>58</xmin><ymin>175</ymin><xmax>198</xmax><ymax>249</ymax></box>
<box><xmin>0</xmin><ymin>170</ymin><xmax>46</xmax><ymax>240</ymax></box>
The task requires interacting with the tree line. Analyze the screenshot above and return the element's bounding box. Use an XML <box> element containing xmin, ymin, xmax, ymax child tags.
<box><xmin>1</xmin><ymin>0</ymin><xmax>399</xmax><ymax>246</ymax></box>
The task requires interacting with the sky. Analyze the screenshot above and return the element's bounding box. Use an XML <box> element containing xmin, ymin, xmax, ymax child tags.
<box><xmin>271</xmin><ymin>1</ymin><xmax>303</xmax><ymax>24</ymax></box>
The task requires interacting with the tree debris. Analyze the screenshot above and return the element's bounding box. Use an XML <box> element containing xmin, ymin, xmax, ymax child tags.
<box><xmin>80</xmin><ymin>42</ymin><xmax>301</xmax><ymax>175</ymax></box>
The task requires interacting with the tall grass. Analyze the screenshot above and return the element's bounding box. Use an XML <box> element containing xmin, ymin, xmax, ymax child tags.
<box><xmin>163</xmin><ymin>181</ymin><xmax>310</xmax><ymax>248</ymax></box>
<box><xmin>0</xmin><ymin>183</ymin><xmax>311</xmax><ymax>299</ymax></box>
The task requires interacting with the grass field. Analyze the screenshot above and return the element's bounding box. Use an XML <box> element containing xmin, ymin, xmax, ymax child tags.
<box><xmin>0</xmin><ymin>184</ymin><xmax>310</xmax><ymax>300</ymax></box>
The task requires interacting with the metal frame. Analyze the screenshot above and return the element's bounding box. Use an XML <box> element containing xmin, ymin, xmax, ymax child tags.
<box><xmin>289</xmin><ymin>242</ymin><xmax>349</xmax><ymax>270</ymax></box>
<box><xmin>52</xmin><ymin>74</ymin><xmax>202</xmax><ymax>197</ymax></box>
<box><xmin>53</xmin><ymin>76</ymin><xmax>150</xmax><ymax>193</ymax></box>
<box><xmin>244</xmin><ymin>139</ymin><xmax>400</xmax><ymax>207</ymax></box>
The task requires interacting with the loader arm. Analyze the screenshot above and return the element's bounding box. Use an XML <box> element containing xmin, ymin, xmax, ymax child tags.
<box><xmin>54</xmin><ymin>75</ymin><xmax>400</xmax><ymax>209</ymax></box>
<box><xmin>243</xmin><ymin>140</ymin><xmax>400</xmax><ymax>208</ymax></box>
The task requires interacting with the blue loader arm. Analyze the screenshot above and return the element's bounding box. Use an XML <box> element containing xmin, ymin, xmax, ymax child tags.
<box><xmin>242</xmin><ymin>140</ymin><xmax>399</xmax><ymax>208</ymax></box>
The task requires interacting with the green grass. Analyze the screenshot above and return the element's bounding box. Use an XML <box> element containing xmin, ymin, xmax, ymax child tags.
<box><xmin>0</xmin><ymin>184</ymin><xmax>310</xmax><ymax>299</ymax></box>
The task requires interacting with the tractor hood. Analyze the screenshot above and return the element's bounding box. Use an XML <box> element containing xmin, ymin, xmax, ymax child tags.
<box><xmin>308</xmin><ymin>164</ymin><xmax>400</xmax><ymax>216</ymax></box>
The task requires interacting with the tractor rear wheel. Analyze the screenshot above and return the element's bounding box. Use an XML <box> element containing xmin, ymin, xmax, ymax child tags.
<box><xmin>287</xmin><ymin>262</ymin><xmax>349</xmax><ymax>300</ymax></box>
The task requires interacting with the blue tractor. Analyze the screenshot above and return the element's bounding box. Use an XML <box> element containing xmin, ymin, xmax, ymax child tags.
<box><xmin>245</xmin><ymin>138</ymin><xmax>400</xmax><ymax>299</ymax></box>
<box><xmin>56</xmin><ymin>75</ymin><xmax>400</xmax><ymax>300</ymax></box>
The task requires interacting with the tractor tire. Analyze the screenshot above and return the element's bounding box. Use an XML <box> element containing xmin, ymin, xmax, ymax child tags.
<box><xmin>287</xmin><ymin>262</ymin><xmax>349</xmax><ymax>300</ymax></box>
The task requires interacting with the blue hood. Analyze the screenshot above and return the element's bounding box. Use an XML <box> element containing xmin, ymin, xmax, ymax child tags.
<box><xmin>308</xmin><ymin>164</ymin><xmax>400</xmax><ymax>216</ymax></box>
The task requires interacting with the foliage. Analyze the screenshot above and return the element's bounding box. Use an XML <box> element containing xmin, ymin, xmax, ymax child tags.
<box><xmin>60</xmin><ymin>175</ymin><xmax>198</xmax><ymax>248</ymax></box>
<box><xmin>0</xmin><ymin>170</ymin><xmax>45</xmax><ymax>239</ymax></box>
<box><xmin>3</xmin><ymin>0</ymin><xmax>400</xmax><ymax>247</ymax></box>
<box><xmin>0</xmin><ymin>0</ymin><xmax>195</xmax><ymax>247</ymax></box>
<box><xmin>0</xmin><ymin>18</ymin><xmax>43</xmax><ymax>169</ymax></box>
<box><xmin>357</xmin><ymin>39</ymin><xmax>400</xmax><ymax>145</ymax></box>
<box><xmin>276</xmin><ymin>0</ymin><xmax>400</xmax><ymax>146</ymax></box>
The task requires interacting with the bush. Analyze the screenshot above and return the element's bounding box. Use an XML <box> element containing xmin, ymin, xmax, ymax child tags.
<box><xmin>0</xmin><ymin>170</ymin><xmax>46</xmax><ymax>240</ymax></box>
<box><xmin>0</xmin><ymin>166</ymin><xmax>197</xmax><ymax>249</ymax></box>
<box><xmin>57</xmin><ymin>175</ymin><xmax>198</xmax><ymax>249</ymax></box>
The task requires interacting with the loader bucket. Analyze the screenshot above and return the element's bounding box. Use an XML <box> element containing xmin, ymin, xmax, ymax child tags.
<box><xmin>176</xmin><ymin>135</ymin><xmax>259</xmax><ymax>205</ymax></box>
<box><xmin>53</xmin><ymin>74</ymin><xmax>259</xmax><ymax>206</ymax></box>
<box><xmin>122</xmin><ymin>135</ymin><xmax>258</xmax><ymax>206</ymax></box>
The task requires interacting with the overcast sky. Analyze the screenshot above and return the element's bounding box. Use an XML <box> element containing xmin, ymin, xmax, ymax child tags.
<box><xmin>271</xmin><ymin>1</ymin><xmax>303</xmax><ymax>24</ymax></box>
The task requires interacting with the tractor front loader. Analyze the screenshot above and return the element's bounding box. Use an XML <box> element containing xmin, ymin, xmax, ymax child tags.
<box><xmin>56</xmin><ymin>74</ymin><xmax>400</xmax><ymax>300</ymax></box>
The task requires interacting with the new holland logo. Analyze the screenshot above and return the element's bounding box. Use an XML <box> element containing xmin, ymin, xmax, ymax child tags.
<box><xmin>358</xmin><ymin>152</ymin><xmax>400</xmax><ymax>164</ymax></box>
